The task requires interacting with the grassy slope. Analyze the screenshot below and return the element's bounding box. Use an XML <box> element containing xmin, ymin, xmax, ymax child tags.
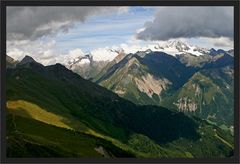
<box><xmin>7</xmin><ymin>66</ymin><xmax>129</xmax><ymax>142</ymax></box>
<box><xmin>6</xmin><ymin>99</ymin><xmax>153</xmax><ymax>157</ymax></box>
<box><xmin>6</xmin><ymin>66</ymin><xmax>186</xmax><ymax>158</ymax></box>
<box><xmin>162</xmin><ymin>69</ymin><xmax>233</xmax><ymax>126</ymax></box>
<box><xmin>98</xmin><ymin>52</ymin><xmax>202</xmax><ymax>109</ymax></box>
<box><xmin>100</xmin><ymin>56</ymin><xmax>160</xmax><ymax>106</ymax></box>
<box><xmin>161</xmin><ymin>118</ymin><xmax>234</xmax><ymax>158</ymax></box>
<box><xmin>6</xmin><ymin>63</ymin><xmax>234</xmax><ymax>158</ymax></box>
<box><xmin>97</xmin><ymin>52</ymin><xmax>233</xmax><ymax>127</ymax></box>
<box><xmin>7</xmin><ymin>113</ymin><xmax>135</xmax><ymax>158</ymax></box>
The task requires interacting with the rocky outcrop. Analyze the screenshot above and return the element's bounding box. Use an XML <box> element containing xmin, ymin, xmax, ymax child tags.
<box><xmin>174</xmin><ymin>83</ymin><xmax>202</xmax><ymax>112</ymax></box>
<box><xmin>174</xmin><ymin>97</ymin><xmax>197</xmax><ymax>112</ymax></box>
<box><xmin>68</xmin><ymin>54</ymin><xmax>93</xmax><ymax>69</ymax></box>
<box><xmin>134</xmin><ymin>73</ymin><xmax>171</xmax><ymax>98</ymax></box>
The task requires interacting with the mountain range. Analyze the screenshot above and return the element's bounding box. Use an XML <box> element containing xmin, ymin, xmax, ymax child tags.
<box><xmin>62</xmin><ymin>40</ymin><xmax>234</xmax><ymax>128</ymax></box>
<box><xmin>6</xmin><ymin>51</ymin><xmax>234</xmax><ymax>158</ymax></box>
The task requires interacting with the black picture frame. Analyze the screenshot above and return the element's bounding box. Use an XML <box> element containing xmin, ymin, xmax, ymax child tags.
<box><xmin>0</xmin><ymin>0</ymin><xmax>239</xmax><ymax>163</ymax></box>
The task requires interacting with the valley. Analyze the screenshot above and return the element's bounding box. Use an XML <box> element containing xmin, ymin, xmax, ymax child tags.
<box><xmin>65</xmin><ymin>41</ymin><xmax>234</xmax><ymax>128</ymax></box>
<box><xmin>6</xmin><ymin>51</ymin><xmax>234</xmax><ymax>157</ymax></box>
<box><xmin>5</xmin><ymin>6</ymin><xmax>235</xmax><ymax>159</ymax></box>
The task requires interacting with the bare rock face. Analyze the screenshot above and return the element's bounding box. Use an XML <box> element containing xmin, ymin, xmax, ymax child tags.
<box><xmin>134</xmin><ymin>73</ymin><xmax>171</xmax><ymax>98</ymax></box>
<box><xmin>65</xmin><ymin>53</ymin><xmax>109</xmax><ymax>80</ymax></box>
<box><xmin>94</xmin><ymin>146</ymin><xmax>109</xmax><ymax>157</ymax></box>
<box><xmin>173</xmin><ymin>82</ymin><xmax>201</xmax><ymax>112</ymax></box>
<box><xmin>110</xmin><ymin>49</ymin><xmax>126</xmax><ymax>63</ymax></box>
<box><xmin>174</xmin><ymin>97</ymin><xmax>197</xmax><ymax>112</ymax></box>
<box><xmin>67</xmin><ymin>53</ymin><xmax>93</xmax><ymax>69</ymax></box>
<box><xmin>192</xmin><ymin>83</ymin><xmax>201</xmax><ymax>97</ymax></box>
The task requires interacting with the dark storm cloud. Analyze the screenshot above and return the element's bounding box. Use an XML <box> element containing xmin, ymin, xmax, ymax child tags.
<box><xmin>7</xmin><ymin>7</ymin><xmax>125</xmax><ymax>41</ymax></box>
<box><xmin>136</xmin><ymin>7</ymin><xmax>233</xmax><ymax>41</ymax></box>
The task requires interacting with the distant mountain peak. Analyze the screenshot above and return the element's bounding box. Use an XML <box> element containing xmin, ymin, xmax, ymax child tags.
<box><xmin>155</xmin><ymin>40</ymin><xmax>209</xmax><ymax>56</ymax></box>
<box><xmin>111</xmin><ymin>49</ymin><xmax>126</xmax><ymax>63</ymax></box>
<box><xmin>7</xmin><ymin>55</ymin><xmax>17</xmax><ymax>64</ymax></box>
<box><xmin>18</xmin><ymin>55</ymin><xmax>37</xmax><ymax>65</ymax></box>
<box><xmin>145</xmin><ymin>49</ymin><xmax>152</xmax><ymax>53</ymax></box>
<box><xmin>54</xmin><ymin>63</ymin><xmax>67</xmax><ymax>68</ymax></box>
<box><xmin>166</xmin><ymin>40</ymin><xmax>190</xmax><ymax>50</ymax></box>
<box><xmin>6</xmin><ymin>55</ymin><xmax>18</xmax><ymax>68</ymax></box>
<box><xmin>227</xmin><ymin>49</ymin><xmax>234</xmax><ymax>57</ymax></box>
<box><xmin>109</xmin><ymin>48</ymin><xmax>124</xmax><ymax>54</ymax></box>
<box><xmin>210</xmin><ymin>48</ymin><xmax>217</xmax><ymax>52</ymax></box>
<box><xmin>67</xmin><ymin>53</ymin><xmax>94</xmax><ymax>69</ymax></box>
<box><xmin>209</xmin><ymin>48</ymin><xmax>232</xmax><ymax>57</ymax></box>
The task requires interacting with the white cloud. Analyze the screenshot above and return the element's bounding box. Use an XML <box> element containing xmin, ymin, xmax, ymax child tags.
<box><xmin>136</xmin><ymin>27</ymin><xmax>145</xmax><ymax>34</ymax></box>
<box><xmin>7</xmin><ymin>39</ymin><xmax>60</xmax><ymax>65</ymax></box>
<box><xmin>68</xmin><ymin>49</ymin><xmax>84</xmax><ymax>59</ymax></box>
<box><xmin>7</xmin><ymin>49</ymin><xmax>26</xmax><ymax>61</ymax></box>
<box><xmin>7</xmin><ymin>36</ymin><xmax>233</xmax><ymax>67</ymax></box>
<box><xmin>205</xmin><ymin>37</ymin><xmax>233</xmax><ymax>49</ymax></box>
<box><xmin>54</xmin><ymin>48</ymin><xmax>86</xmax><ymax>64</ymax></box>
<box><xmin>90</xmin><ymin>48</ymin><xmax>118</xmax><ymax>61</ymax></box>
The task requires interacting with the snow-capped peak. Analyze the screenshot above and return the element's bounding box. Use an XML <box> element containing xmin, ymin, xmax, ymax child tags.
<box><xmin>109</xmin><ymin>48</ymin><xmax>126</xmax><ymax>63</ymax></box>
<box><xmin>155</xmin><ymin>40</ymin><xmax>209</xmax><ymax>56</ymax></box>
<box><xmin>62</xmin><ymin>40</ymin><xmax>211</xmax><ymax>68</ymax></box>
<box><xmin>166</xmin><ymin>40</ymin><xmax>190</xmax><ymax>51</ymax></box>
<box><xmin>67</xmin><ymin>53</ymin><xmax>93</xmax><ymax>69</ymax></box>
<box><xmin>145</xmin><ymin>49</ymin><xmax>152</xmax><ymax>54</ymax></box>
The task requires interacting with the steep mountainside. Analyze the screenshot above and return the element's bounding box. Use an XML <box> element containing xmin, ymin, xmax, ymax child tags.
<box><xmin>7</xmin><ymin>114</ymin><xmax>134</xmax><ymax>158</ymax></box>
<box><xmin>64</xmin><ymin>54</ymin><xmax>109</xmax><ymax>80</ymax></box>
<box><xmin>95</xmin><ymin>50</ymin><xmax>234</xmax><ymax>127</ymax></box>
<box><xmin>93</xmin><ymin>50</ymin><xmax>126</xmax><ymax>82</ymax></box>
<box><xmin>96</xmin><ymin>50</ymin><xmax>196</xmax><ymax>104</ymax></box>
<box><xmin>66</xmin><ymin>40</ymin><xmax>210</xmax><ymax>79</ymax></box>
<box><xmin>69</xmin><ymin>60</ymin><xmax>108</xmax><ymax>80</ymax></box>
<box><xmin>175</xmin><ymin>49</ymin><xmax>233</xmax><ymax>69</ymax></box>
<box><xmin>162</xmin><ymin>66</ymin><xmax>234</xmax><ymax>126</ymax></box>
<box><xmin>6</xmin><ymin>55</ymin><xmax>18</xmax><ymax>68</ymax></box>
<box><xmin>6</xmin><ymin>56</ymin><xmax>233</xmax><ymax>158</ymax></box>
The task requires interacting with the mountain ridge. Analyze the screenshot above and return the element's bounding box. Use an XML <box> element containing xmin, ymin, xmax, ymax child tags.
<box><xmin>6</xmin><ymin>57</ymin><xmax>234</xmax><ymax>158</ymax></box>
<box><xmin>94</xmin><ymin>48</ymin><xmax>234</xmax><ymax>127</ymax></box>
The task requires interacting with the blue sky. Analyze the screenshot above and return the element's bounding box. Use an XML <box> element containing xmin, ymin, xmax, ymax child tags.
<box><xmin>54</xmin><ymin>7</ymin><xmax>158</xmax><ymax>53</ymax></box>
<box><xmin>45</xmin><ymin>6</ymin><xmax>233</xmax><ymax>54</ymax></box>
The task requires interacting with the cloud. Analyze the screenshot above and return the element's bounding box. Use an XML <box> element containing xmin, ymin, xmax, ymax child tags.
<box><xmin>7</xmin><ymin>48</ymin><xmax>26</xmax><ymax>60</ymax></box>
<box><xmin>7</xmin><ymin>39</ymin><xmax>59</xmax><ymax>65</ymax></box>
<box><xmin>90</xmin><ymin>47</ymin><xmax>118</xmax><ymax>61</ymax></box>
<box><xmin>68</xmin><ymin>49</ymin><xmax>84</xmax><ymax>59</ymax></box>
<box><xmin>136</xmin><ymin>7</ymin><xmax>233</xmax><ymax>41</ymax></box>
<box><xmin>203</xmin><ymin>37</ymin><xmax>233</xmax><ymax>48</ymax></box>
<box><xmin>7</xmin><ymin>39</ymin><xmax>119</xmax><ymax>65</ymax></box>
<box><xmin>7</xmin><ymin>7</ymin><xmax>128</xmax><ymax>41</ymax></box>
<box><xmin>7</xmin><ymin>37</ymin><xmax>233</xmax><ymax>67</ymax></box>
